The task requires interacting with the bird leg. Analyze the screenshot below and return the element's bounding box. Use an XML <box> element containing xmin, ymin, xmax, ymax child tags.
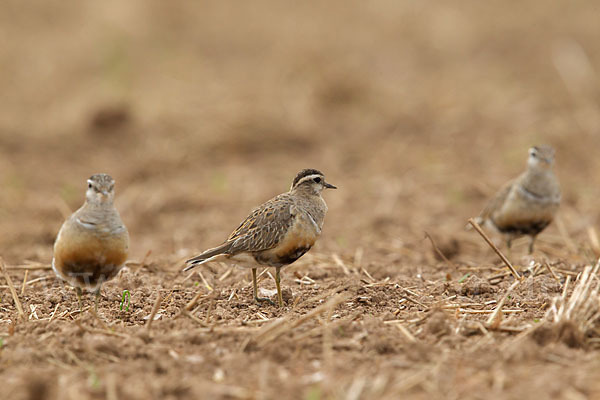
<box><xmin>75</xmin><ymin>287</ymin><xmax>83</xmax><ymax>311</ymax></box>
<box><xmin>505</xmin><ymin>237</ymin><xmax>514</xmax><ymax>259</ymax></box>
<box><xmin>94</xmin><ymin>286</ymin><xmax>101</xmax><ymax>312</ymax></box>
<box><xmin>275</xmin><ymin>267</ymin><xmax>283</xmax><ymax>307</ymax></box>
<box><xmin>528</xmin><ymin>236</ymin><xmax>536</xmax><ymax>255</ymax></box>
<box><xmin>252</xmin><ymin>268</ymin><xmax>274</xmax><ymax>306</ymax></box>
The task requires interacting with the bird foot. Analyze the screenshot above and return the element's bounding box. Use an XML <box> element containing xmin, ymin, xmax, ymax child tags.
<box><xmin>254</xmin><ymin>296</ymin><xmax>276</xmax><ymax>306</ymax></box>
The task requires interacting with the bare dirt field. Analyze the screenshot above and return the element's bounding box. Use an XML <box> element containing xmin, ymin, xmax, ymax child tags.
<box><xmin>2</xmin><ymin>1</ymin><xmax>600</xmax><ymax>399</ymax></box>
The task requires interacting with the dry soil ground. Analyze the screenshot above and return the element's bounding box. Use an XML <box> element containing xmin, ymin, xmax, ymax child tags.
<box><xmin>2</xmin><ymin>1</ymin><xmax>600</xmax><ymax>399</ymax></box>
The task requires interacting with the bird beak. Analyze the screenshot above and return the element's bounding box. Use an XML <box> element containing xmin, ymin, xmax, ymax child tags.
<box><xmin>324</xmin><ymin>182</ymin><xmax>337</xmax><ymax>189</ymax></box>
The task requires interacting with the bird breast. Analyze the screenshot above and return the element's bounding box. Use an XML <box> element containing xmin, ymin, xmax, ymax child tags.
<box><xmin>54</xmin><ymin>215</ymin><xmax>129</xmax><ymax>272</ymax></box>
<box><xmin>251</xmin><ymin>210</ymin><xmax>322</xmax><ymax>267</ymax></box>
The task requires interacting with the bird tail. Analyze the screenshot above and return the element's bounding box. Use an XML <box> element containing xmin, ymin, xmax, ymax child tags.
<box><xmin>183</xmin><ymin>242</ymin><xmax>232</xmax><ymax>271</ymax></box>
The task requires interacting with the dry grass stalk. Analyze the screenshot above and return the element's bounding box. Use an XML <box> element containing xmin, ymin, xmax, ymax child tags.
<box><xmin>24</xmin><ymin>276</ymin><xmax>51</xmax><ymax>286</ymax></box>
<box><xmin>544</xmin><ymin>261</ymin><xmax>561</xmax><ymax>284</ymax></box>
<box><xmin>183</xmin><ymin>310</ymin><xmax>209</xmax><ymax>327</ymax></box>
<box><xmin>468</xmin><ymin>218</ymin><xmax>521</xmax><ymax>280</ymax></box>
<box><xmin>243</xmin><ymin>318</ymin><xmax>272</xmax><ymax>325</ymax></box>
<box><xmin>20</xmin><ymin>270</ymin><xmax>28</xmax><ymax>296</ymax></box>
<box><xmin>424</xmin><ymin>231</ymin><xmax>457</xmax><ymax>269</ymax></box>
<box><xmin>205</xmin><ymin>299</ymin><xmax>215</xmax><ymax>324</ymax></box>
<box><xmin>218</xmin><ymin>265</ymin><xmax>233</xmax><ymax>281</ymax></box>
<box><xmin>197</xmin><ymin>271</ymin><xmax>213</xmax><ymax>291</ymax></box>
<box><xmin>184</xmin><ymin>291</ymin><xmax>204</xmax><ymax>312</ymax></box>
<box><xmin>393</xmin><ymin>323</ymin><xmax>417</xmax><ymax>342</ymax></box>
<box><xmin>345</xmin><ymin>377</ymin><xmax>367</xmax><ymax>400</ymax></box>
<box><xmin>228</xmin><ymin>289</ymin><xmax>237</xmax><ymax>301</ymax></box>
<box><xmin>460</xmin><ymin>309</ymin><xmax>523</xmax><ymax>315</ymax></box>
<box><xmin>361</xmin><ymin>267</ymin><xmax>375</xmax><ymax>282</ymax></box>
<box><xmin>561</xmin><ymin>275</ymin><xmax>571</xmax><ymax>298</ymax></box>
<box><xmin>182</xmin><ymin>271</ymin><xmax>196</xmax><ymax>283</ymax></box>
<box><xmin>253</xmin><ymin>292</ymin><xmax>350</xmax><ymax>346</ymax></box>
<box><xmin>5</xmin><ymin>261</ymin><xmax>51</xmax><ymax>270</ymax></box>
<box><xmin>48</xmin><ymin>303</ymin><xmax>60</xmax><ymax>323</ymax></box>
<box><xmin>146</xmin><ymin>292</ymin><xmax>163</xmax><ymax>331</ymax></box>
<box><xmin>397</xmin><ymin>287</ymin><xmax>429</xmax><ymax>310</ymax></box>
<box><xmin>1</xmin><ymin>257</ymin><xmax>25</xmax><ymax>320</ymax></box>
<box><xmin>546</xmin><ymin>259</ymin><xmax>600</xmax><ymax>336</ymax></box>
<box><xmin>486</xmin><ymin>280</ymin><xmax>520</xmax><ymax>328</ymax></box>
<box><xmin>332</xmin><ymin>253</ymin><xmax>350</xmax><ymax>275</ymax></box>
<box><xmin>555</xmin><ymin>269</ymin><xmax>579</xmax><ymax>278</ymax></box>
<box><xmin>588</xmin><ymin>227</ymin><xmax>600</xmax><ymax>258</ymax></box>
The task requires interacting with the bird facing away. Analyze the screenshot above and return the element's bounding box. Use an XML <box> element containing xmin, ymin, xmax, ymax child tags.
<box><xmin>53</xmin><ymin>174</ymin><xmax>129</xmax><ymax>310</ymax></box>
<box><xmin>476</xmin><ymin>145</ymin><xmax>561</xmax><ymax>253</ymax></box>
<box><xmin>184</xmin><ymin>169</ymin><xmax>337</xmax><ymax>307</ymax></box>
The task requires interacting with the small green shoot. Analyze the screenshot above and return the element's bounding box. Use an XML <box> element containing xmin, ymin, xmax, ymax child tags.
<box><xmin>87</xmin><ymin>368</ymin><xmax>101</xmax><ymax>390</ymax></box>
<box><xmin>305</xmin><ymin>386</ymin><xmax>322</xmax><ymax>400</ymax></box>
<box><xmin>534</xmin><ymin>318</ymin><xmax>540</xmax><ymax>323</ymax></box>
<box><xmin>458</xmin><ymin>273</ymin><xmax>470</xmax><ymax>283</ymax></box>
<box><xmin>0</xmin><ymin>337</ymin><xmax>4</xmax><ymax>348</ymax></box>
<box><xmin>120</xmin><ymin>290</ymin><xmax>131</xmax><ymax>312</ymax></box>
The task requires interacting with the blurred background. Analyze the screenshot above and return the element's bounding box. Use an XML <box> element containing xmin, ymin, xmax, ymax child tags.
<box><xmin>1</xmin><ymin>0</ymin><xmax>599</xmax><ymax>266</ymax></box>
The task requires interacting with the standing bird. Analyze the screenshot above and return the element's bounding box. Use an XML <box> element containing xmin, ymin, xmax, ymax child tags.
<box><xmin>53</xmin><ymin>174</ymin><xmax>129</xmax><ymax>310</ymax></box>
<box><xmin>184</xmin><ymin>169</ymin><xmax>336</xmax><ymax>307</ymax></box>
<box><xmin>475</xmin><ymin>145</ymin><xmax>561</xmax><ymax>253</ymax></box>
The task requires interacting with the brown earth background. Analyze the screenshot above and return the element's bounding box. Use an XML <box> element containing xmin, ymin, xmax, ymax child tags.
<box><xmin>2</xmin><ymin>1</ymin><xmax>600</xmax><ymax>399</ymax></box>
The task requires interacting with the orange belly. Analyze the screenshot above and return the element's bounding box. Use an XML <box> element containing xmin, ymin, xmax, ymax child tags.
<box><xmin>253</xmin><ymin>217</ymin><xmax>318</xmax><ymax>267</ymax></box>
<box><xmin>492</xmin><ymin>200</ymin><xmax>557</xmax><ymax>236</ymax></box>
<box><xmin>53</xmin><ymin>221</ymin><xmax>128</xmax><ymax>290</ymax></box>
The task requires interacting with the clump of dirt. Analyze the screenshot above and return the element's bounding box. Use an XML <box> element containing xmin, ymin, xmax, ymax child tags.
<box><xmin>460</xmin><ymin>275</ymin><xmax>496</xmax><ymax>296</ymax></box>
<box><xmin>423</xmin><ymin>309</ymin><xmax>453</xmax><ymax>338</ymax></box>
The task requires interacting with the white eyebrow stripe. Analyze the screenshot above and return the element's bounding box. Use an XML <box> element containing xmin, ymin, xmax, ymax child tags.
<box><xmin>296</xmin><ymin>175</ymin><xmax>323</xmax><ymax>185</ymax></box>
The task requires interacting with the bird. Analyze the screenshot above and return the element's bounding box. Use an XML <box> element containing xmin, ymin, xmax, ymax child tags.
<box><xmin>53</xmin><ymin>174</ymin><xmax>129</xmax><ymax>310</ymax></box>
<box><xmin>184</xmin><ymin>168</ymin><xmax>336</xmax><ymax>307</ymax></box>
<box><xmin>475</xmin><ymin>145</ymin><xmax>561</xmax><ymax>254</ymax></box>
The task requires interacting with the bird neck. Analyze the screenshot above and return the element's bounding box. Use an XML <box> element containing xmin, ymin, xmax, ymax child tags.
<box><xmin>83</xmin><ymin>200</ymin><xmax>115</xmax><ymax>212</ymax></box>
<box><xmin>292</xmin><ymin>189</ymin><xmax>328</xmax><ymax>226</ymax></box>
<box><xmin>291</xmin><ymin>185</ymin><xmax>321</xmax><ymax>198</ymax></box>
<box><xmin>521</xmin><ymin>167</ymin><xmax>558</xmax><ymax>196</ymax></box>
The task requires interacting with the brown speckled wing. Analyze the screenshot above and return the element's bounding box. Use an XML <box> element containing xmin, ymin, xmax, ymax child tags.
<box><xmin>226</xmin><ymin>194</ymin><xmax>295</xmax><ymax>254</ymax></box>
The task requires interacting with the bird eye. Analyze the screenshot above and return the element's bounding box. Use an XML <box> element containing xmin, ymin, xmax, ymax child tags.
<box><xmin>529</xmin><ymin>149</ymin><xmax>537</xmax><ymax>158</ymax></box>
<box><xmin>313</xmin><ymin>177</ymin><xmax>322</xmax><ymax>183</ymax></box>
<box><xmin>88</xmin><ymin>183</ymin><xmax>93</xmax><ymax>189</ymax></box>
